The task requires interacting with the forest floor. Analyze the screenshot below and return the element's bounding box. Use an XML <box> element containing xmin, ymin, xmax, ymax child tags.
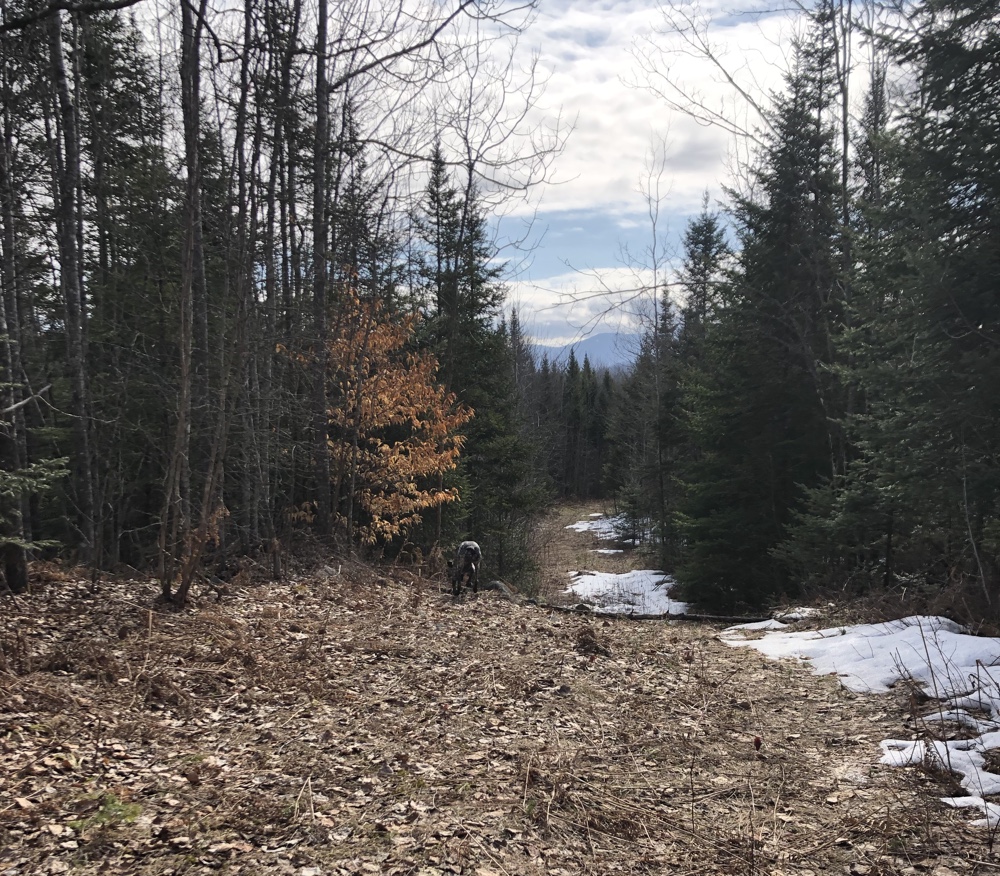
<box><xmin>1</xmin><ymin>502</ymin><xmax>997</xmax><ymax>875</ymax></box>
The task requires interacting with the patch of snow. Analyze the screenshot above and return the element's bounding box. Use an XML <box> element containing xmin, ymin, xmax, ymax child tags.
<box><xmin>773</xmin><ymin>607</ymin><xmax>822</xmax><ymax>623</ymax></box>
<box><xmin>589</xmin><ymin>548</ymin><xmax>624</xmax><ymax>555</ymax></box>
<box><xmin>942</xmin><ymin>795</ymin><xmax>1000</xmax><ymax>828</ymax></box>
<box><xmin>564</xmin><ymin>569</ymin><xmax>688</xmax><ymax>616</ymax></box>
<box><xmin>565</xmin><ymin>514</ymin><xmax>627</xmax><ymax>541</ymax></box>
<box><xmin>726</xmin><ymin>619</ymin><xmax>789</xmax><ymax>632</ymax></box>
<box><xmin>720</xmin><ymin>616</ymin><xmax>976</xmax><ymax>695</ymax></box>
<box><xmin>880</xmin><ymin>737</ymin><xmax>1000</xmax><ymax>796</ymax></box>
<box><xmin>722</xmin><ymin>615</ymin><xmax>1000</xmax><ymax>826</ymax></box>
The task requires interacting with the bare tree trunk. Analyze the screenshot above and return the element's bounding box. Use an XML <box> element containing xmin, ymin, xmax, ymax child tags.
<box><xmin>174</xmin><ymin>329</ymin><xmax>241</xmax><ymax>603</ymax></box>
<box><xmin>233</xmin><ymin>0</ymin><xmax>257</xmax><ymax>554</ymax></box>
<box><xmin>159</xmin><ymin>0</ymin><xmax>207</xmax><ymax>599</ymax></box>
<box><xmin>49</xmin><ymin>12</ymin><xmax>95</xmax><ymax>563</ymax></box>
<box><xmin>830</xmin><ymin>0</ymin><xmax>853</xmax><ymax>479</ymax></box>
<box><xmin>312</xmin><ymin>0</ymin><xmax>331</xmax><ymax>534</ymax></box>
<box><xmin>341</xmin><ymin>308</ymin><xmax>376</xmax><ymax>543</ymax></box>
<box><xmin>255</xmin><ymin>0</ymin><xmax>301</xmax><ymax>575</ymax></box>
<box><xmin>0</xmin><ymin>115</ymin><xmax>28</xmax><ymax>593</ymax></box>
<box><xmin>187</xmin><ymin>3</ymin><xmax>209</xmax><ymax>405</ymax></box>
<box><xmin>0</xmin><ymin>30</ymin><xmax>32</xmax><ymax>583</ymax></box>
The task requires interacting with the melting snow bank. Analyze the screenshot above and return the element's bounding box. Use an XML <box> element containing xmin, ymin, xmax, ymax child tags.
<box><xmin>564</xmin><ymin>512</ymin><xmax>643</xmax><ymax>545</ymax></box>
<box><xmin>722</xmin><ymin>615</ymin><xmax>1000</xmax><ymax>826</ymax></box>
<box><xmin>565</xmin><ymin>514</ymin><xmax>626</xmax><ymax>540</ymax></box>
<box><xmin>564</xmin><ymin>569</ymin><xmax>689</xmax><ymax>616</ymax></box>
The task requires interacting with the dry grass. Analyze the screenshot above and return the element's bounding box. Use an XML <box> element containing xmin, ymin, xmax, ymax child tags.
<box><xmin>0</xmin><ymin>509</ymin><xmax>995</xmax><ymax>875</ymax></box>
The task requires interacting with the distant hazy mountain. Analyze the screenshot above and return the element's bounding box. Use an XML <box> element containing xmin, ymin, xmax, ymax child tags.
<box><xmin>533</xmin><ymin>332</ymin><xmax>639</xmax><ymax>370</ymax></box>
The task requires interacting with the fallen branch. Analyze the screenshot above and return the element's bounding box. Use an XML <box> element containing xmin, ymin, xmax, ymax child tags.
<box><xmin>484</xmin><ymin>581</ymin><xmax>767</xmax><ymax>624</ymax></box>
<box><xmin>529</xmin><ymin>601</ymin><xmax>769</xmax><ymax>624</ymax></box>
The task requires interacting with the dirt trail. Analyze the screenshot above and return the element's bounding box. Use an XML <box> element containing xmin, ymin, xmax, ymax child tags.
<box><xmin>0</xmin><ymin>506</ymin><xmax>993</xmax><ymax>875</ymax></box>
<box><xmin>533</xmin><ymin>501</ymin><xmax>641</xmax><ymax>601</ymax></box>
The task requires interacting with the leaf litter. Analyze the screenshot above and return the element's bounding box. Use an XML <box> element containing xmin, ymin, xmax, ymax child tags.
<box><xmin>0</xmin><ymin>508</ymin><xmax>994</xmax><ymax>874</ymax></box>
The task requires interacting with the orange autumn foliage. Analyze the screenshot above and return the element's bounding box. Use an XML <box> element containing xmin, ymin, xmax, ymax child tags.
<box><xmin>321</xmin><ymin>293</ymin><xmax>472</xmax><ymax>543</ymax></box>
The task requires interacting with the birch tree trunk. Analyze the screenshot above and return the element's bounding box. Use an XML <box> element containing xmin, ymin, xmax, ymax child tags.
<box><xmin>49</xmin><ymin>12</ymin><xmax>95</xmax><ymax>563</ymax></box>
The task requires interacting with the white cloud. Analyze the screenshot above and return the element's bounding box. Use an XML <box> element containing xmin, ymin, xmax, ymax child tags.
<box><xmin>497</xmin><ymin>0</ymin><xmax>808</xmax><ymax>338</ymax></box>
<box><xmin>507</xmin><ymin>265</ymin><xmax>668</xmax><ymax>344</ymax></box>
<box><xmin>511</xmin><ymin>0</ymin><xmax>794</xmax><ymax>221</ymax></box>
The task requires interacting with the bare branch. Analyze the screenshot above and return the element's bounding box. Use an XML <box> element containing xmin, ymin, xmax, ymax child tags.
<box><xmin>328</xmin><ymin>0</ymin><xmax>478</xmax><ymax>93</ymax></box>
<box><xmin>627</xmin><ymin>1</ymin><xmax>789</xmax><ymax>148</ymax></box>
<box><xmin>1</xmin><ymin>383</ymin><xmax>51</xmax><ymax>416</ymax></box>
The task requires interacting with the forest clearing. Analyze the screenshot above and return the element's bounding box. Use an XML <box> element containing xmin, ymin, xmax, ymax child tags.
<box><xmin>1</xmin><ymin>504</ymin><xmax>994</xmax><ymax>876</ymax></box>
<box><xmin>2</xmin><ymin>3</ymin><xmax>999</xmax><ymax>872</ymax></box>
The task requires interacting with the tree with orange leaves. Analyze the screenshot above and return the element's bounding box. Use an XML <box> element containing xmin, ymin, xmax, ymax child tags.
<box><xmin>322</xmin><ymin>292</ymin><xmax>472</xmax><ymax>544</ymax></box>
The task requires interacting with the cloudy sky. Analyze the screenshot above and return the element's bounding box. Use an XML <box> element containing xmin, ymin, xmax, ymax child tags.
<box><xmin>500</xmin><ymin>0</ymin><xmax>797</xmax><ymax>345</ymax></box>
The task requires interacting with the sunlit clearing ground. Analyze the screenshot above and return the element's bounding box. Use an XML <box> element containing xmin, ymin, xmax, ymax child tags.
<box><xmin>0</xmin><ymin>507</ymin><xmax>995</xmax><ymax>874</ymax></box>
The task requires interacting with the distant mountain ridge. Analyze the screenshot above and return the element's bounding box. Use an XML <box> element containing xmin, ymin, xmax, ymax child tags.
<box><xmin>533</xmin><ymin>331</ymin><xmax>638</xmax><ymax>370</ymax></box>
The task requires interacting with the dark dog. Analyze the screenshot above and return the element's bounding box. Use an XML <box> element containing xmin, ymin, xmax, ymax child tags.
<box><xmin>448</xmin><ymin>540</ymin><xmax>482</xmax><ymax>597</ymax></box>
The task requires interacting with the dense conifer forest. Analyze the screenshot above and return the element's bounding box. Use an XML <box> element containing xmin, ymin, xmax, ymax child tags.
<box><xmin>1</xmin><ymin>0</ymin><xmax>998</xmax><ymax>619</ymax></box>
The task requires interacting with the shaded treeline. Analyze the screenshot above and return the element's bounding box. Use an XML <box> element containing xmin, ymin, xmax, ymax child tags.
<box><xmin>0</xmin><ymin>0</ymin><xmax>559</xmax><ymax>598</ymax></box>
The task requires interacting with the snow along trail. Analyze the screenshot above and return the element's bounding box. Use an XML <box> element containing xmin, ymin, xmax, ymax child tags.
<box><xmin>722</xmin><ymin>616</ymin><xmax>1000</xmax><ymax>826</ymax></box>
<box><xmin>564</xmin><ymin>512</ymin><xmax>1000</xmax><ymax>830</ymax></box>
<box><xmin>562</xmin><ymin>513</ymin><xmax>688</xmax><ymax>615</ymax></box>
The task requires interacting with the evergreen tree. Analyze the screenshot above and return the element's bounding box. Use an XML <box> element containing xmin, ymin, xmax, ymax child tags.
<box><xmin>776</xmin><ymin>62</ymin><xmax>897</xmax><ymax>593</ymax></box>
<box><xmin>821</xmin><ymin>0</ymin><xmax>1000</xmax><ymax>606</ymax></box>
<box><xmin>329</xmin><ymin>102</ymin><xmax>402</xmax><ymax>306</ymax></box>
<box><xmin>676</xmin><ymin>196</ymin><xmax>729</xmax><ymax>364</ymax></box>
<box><xmin>78</xmin><ymin>12</ymin><xmax>181</xmax><ymax>568</ymax></box>
<box><xmin>675</xmin><ymin>17</ymin><xmax>845</xmax><ymax>611</ymax></box>
<box><xmin>604</xmin><ymin>295</ymin><xmax>681</xmax><ymax>564</ymax></box>
<box><xmin>673</xmin><ymin>202</ymin><xmax>730</xmax><ymax>542</ymax></box>
<box><xmin>604</xmin><ymin>335</ymin><xmax>660</xmax><ymax>546</ymax></box>
<box><xmin>560</xmin><ymin>348</ymin><xmax>582</xmax><ymax>497</ymax></box>
<box><xmin>416</xmin><ymin>144</ymin><xmax>504</xmax><ymax>391</ymax></box>
<box><xmin>414</xmin><ymin>147</ymin><xmax>541</xmax><ymax>576</ymax></box>
<box><xmin>533</xmin><ymin>353</ymin><xmax>563</xmax><ymax>493</ymax></box>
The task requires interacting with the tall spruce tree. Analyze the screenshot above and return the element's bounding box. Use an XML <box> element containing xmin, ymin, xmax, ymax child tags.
<box><xmin>604</xmin><ymin>295</ymin><xmax>681</xmax><ymax>564</ymax></box>
<box><xmin>676</xmin><ymin>198</ymin><xmax>729</xmax><ymax>364</ymax></box>
<box><xmin>670</xmin><ymin>204</ymin><xmax>730</xmax><ymax>570</ymax></box>
<box><xmin>415</xmin><ymin>147</ymin><xmax>541</xmax><ymax>575</ymax></box>
<box><xmin>776</xmin><ymin>61</ymin><xmax>896</xmax><ymax>594</ymax></box>
<box><xmin>675</xmin><ymin>16</ymin><xmax>845</xmax><ymax>611</ymax></box>
<box><xmin>835</xmin><ymin>0</ymin><xmax>1000</xmax><ymax>606</ymax></box>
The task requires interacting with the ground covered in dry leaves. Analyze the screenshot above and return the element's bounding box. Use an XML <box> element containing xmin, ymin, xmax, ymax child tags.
<box><xmin>2</xmin><ymin>504</ymin><xmax>998</xmax><ymax>875</ymax></box>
